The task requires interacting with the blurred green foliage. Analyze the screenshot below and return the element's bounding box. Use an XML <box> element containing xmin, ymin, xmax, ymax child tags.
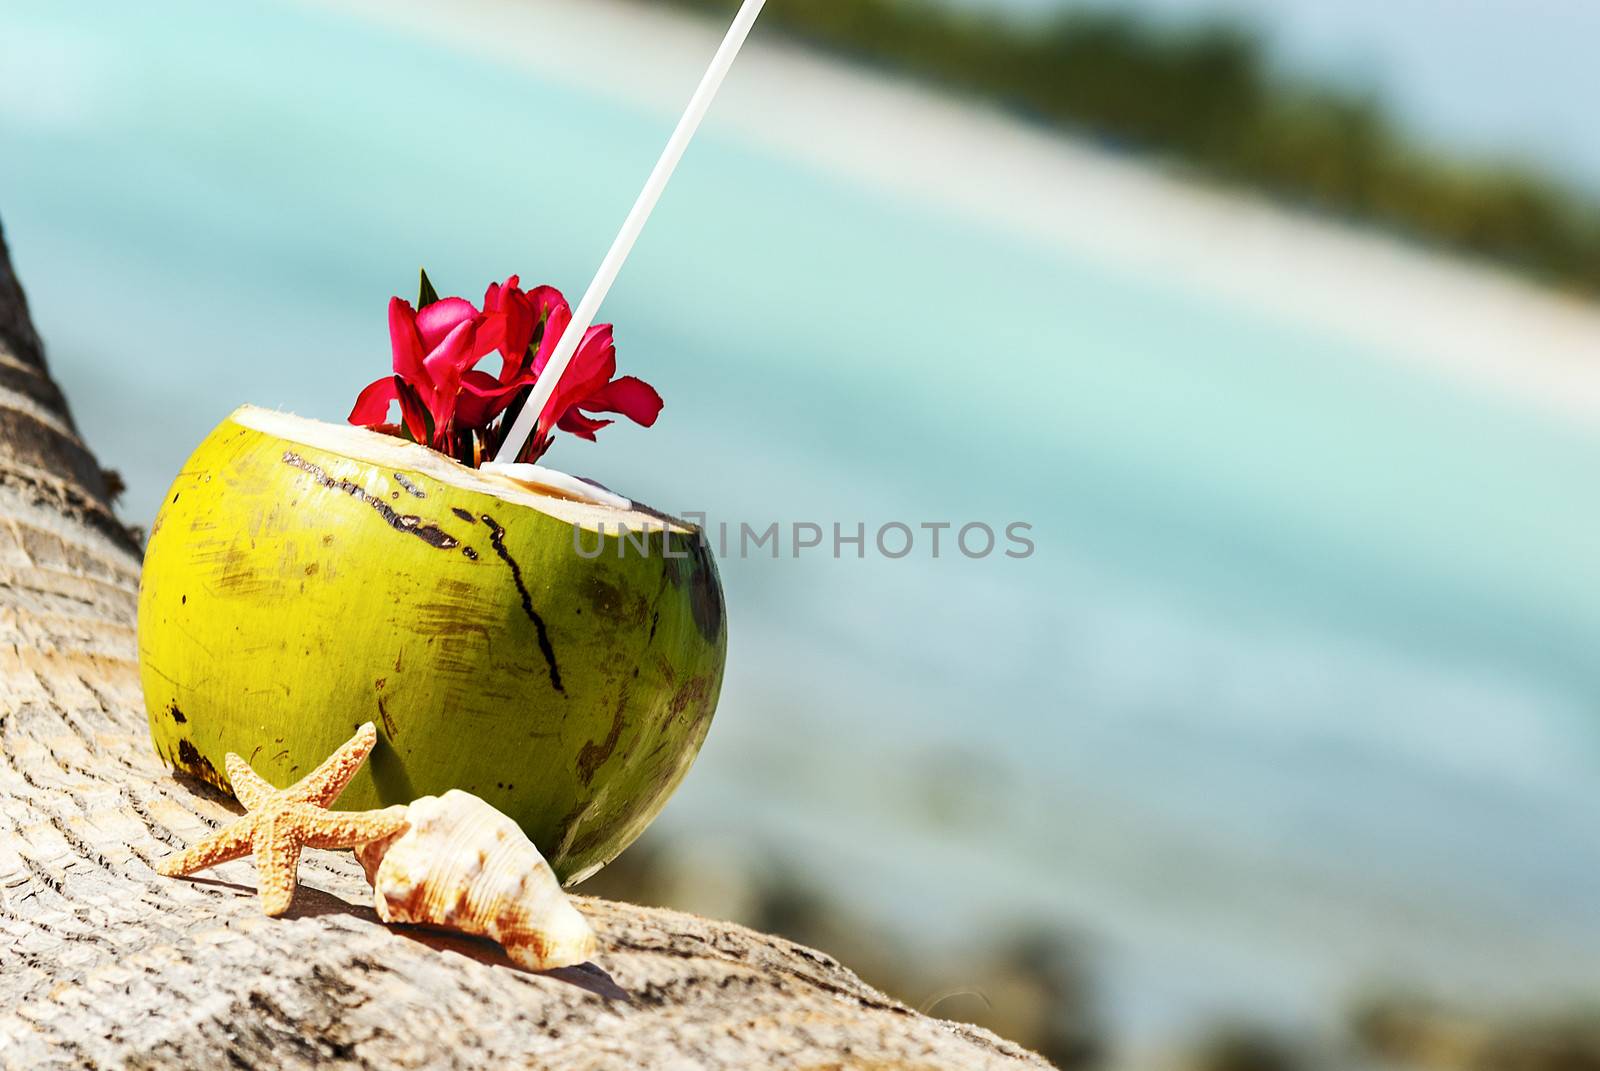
<box><xmin>660</xmin><ymin>0</ymin><xmax>1600</xmax><ymax>293</ymax></box>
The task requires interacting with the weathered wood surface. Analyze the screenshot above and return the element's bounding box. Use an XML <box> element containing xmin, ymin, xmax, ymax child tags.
<box><xmin>0</xmin><ymin>223</ymin><xmax>1053</xmax><ymax>1069</ymax></box>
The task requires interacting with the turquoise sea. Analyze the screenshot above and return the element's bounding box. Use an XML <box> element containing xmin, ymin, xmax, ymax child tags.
<box><xmin>3</xmin><ymin>0</ymin><xmax>1599</xmax><ymax>1041</ymax></box>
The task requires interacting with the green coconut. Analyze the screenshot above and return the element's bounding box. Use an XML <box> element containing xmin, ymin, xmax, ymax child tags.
<box><xmin>137</xmin><ymin>405</ymin><xmax>725</xmax><ymax>884</ymax></box>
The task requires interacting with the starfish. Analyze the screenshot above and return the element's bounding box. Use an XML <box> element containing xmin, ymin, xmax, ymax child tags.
<box><xmin>158</xmin><ymin>722</ymin><xmax>409</xmax><ymax>916</ymax></box>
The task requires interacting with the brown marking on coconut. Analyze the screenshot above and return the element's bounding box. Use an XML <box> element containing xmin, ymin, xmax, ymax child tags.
<box><xmin>167</xmin><ymin>701</ymin><xmax>186</xmax><ymax>725</ymax></box>
<box><xmin>375</xmin><ymin>682</ymin><xmax>399</xmax><ymax>741</ymax></box>
<box><xmin>561</xmin><ymin>822</ymin><xmax>614</xmax><ymax>867</ymax></box>
<box><xmin>481</xmin><ymin>513</ymin><xmax>563</xmax><ymax>695</ymax></box>
<box><xmin>621</xmin><ymin>687</ymin><xmax>717</xmax><ymax>847</ymax></box>
<box><xmin>208</xmin><ymin>543</ymin><xmax>278</xmax><ymax>600</ymax></box>
<box><xmin>564</xmin><ymin>746</ymin><xmax>685</xmax><ymax>865</ymax></box>
<box><xmin>685</xmin><ymin>535</ymin><xmax>724</xmax><ymax>644</ymax></box>
<box><xmin>659</xmin><ymin>533</ymin><xmax>724</xmax><ymax>645</ymax></box>
<box><xmin>280</xmin><ymin>451</ymin><xmax>460</xmax><ymax>551</ymax></box>
<box><xmin>413</xmin><ymin>576</ymin><xmax>496</xmax><ymax>677</ymax></box>
<box><xmin>577</xmin><ymin>690</ymin><xmax>631</xmax><ymax>787</ymax></box>
<box><xmin>174</xmin><ymin>739</ymin><xmax>226</xmax><ymax>793</ymax></box>
<box><xmin>668</xmin><ymin>675</ymin><xmax>712</xmax><ymax>725</ymax></box>
<box><xmin>642</xmin><ymin>672</ymin><xmax>717</xmax><ymax>766</ymax></box>
<box><xmin>393</xmin><ymin>472</ymin><xmax>426</xmax><ymax>498</ymax></box>
<box><xmin>550</xmin><ymin>797</ymin><xmax>593</xmax><ymax>863</ymax></box>
<box><xmin>581</xmin><ymin>574</ymin><xmax>625</xmax><ymax>619</ymax></box>
<box><xmin>683</xmin><ymin>677</ymin><xmax>718</xmax><ymax>759</ymax></box>
<box><xmin>411</xmin><ymin>598</ymin><xmax>491</xmax><ymax>638</ymax></box>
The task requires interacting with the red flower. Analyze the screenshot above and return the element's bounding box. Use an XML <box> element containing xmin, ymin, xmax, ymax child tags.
<box><xmin>349</xmin><ymin>273</ymin><xmax>663</xmax><ymax>467</ymax></box>
<box><xmin>476</xmin><ymin>275</ymin><xmax>538</xmax><ymax>374</ymax></box>
<box><xmin>348</xmin><ymin>296</ymin><xmax>479</xmax><ymax>450</ymax></box>
<box><xmin>532</xmin><ymin>318</ymin><xmax>663</xmax><ymax>444</ymax></box>
<box><xmin>457</xmin><ymin>278</ymin><xmax>567</xmax><ymax>430</ymax></box>
<box><xmin>459</xmin><ymin>279</ymin><xmax>662</xmax><ymax>456</ymax></box>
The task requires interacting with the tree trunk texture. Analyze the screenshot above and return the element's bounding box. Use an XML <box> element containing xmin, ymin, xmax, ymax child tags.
<box><xmin>0</xmin><ymin>223</ymin><xmax>1053</xmax><ymax>1070</ymax></box>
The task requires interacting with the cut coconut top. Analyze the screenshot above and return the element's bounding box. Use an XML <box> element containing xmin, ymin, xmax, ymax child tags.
<box><xmin>234</xmin><ymin>406</ymin><xmax>693</xmax><ymax>534</ymax></box>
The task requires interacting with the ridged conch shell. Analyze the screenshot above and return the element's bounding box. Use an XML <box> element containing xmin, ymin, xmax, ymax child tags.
<box><xmin>356</xmin><ymin>790</ymin><xmax>597</xmax><ymax>971</ymax></box>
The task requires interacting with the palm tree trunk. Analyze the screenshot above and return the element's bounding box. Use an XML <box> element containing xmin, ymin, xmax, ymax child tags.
<box><xmin>0</xmin><ymin>220</ymin><xmax>1050</xmax><ymax>1070</ymax></box>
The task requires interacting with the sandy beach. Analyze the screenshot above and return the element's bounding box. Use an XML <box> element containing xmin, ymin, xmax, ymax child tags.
<box><xmin>324</xmin><ymin>0</ymin><xmax>1600</xmax><ymax>428</ymax></box>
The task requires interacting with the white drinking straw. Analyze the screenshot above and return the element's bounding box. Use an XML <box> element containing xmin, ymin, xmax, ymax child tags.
<box><xmin>492</xmin><ymin>0</ymin><xmax>769</xmax><ymax>466</ymax></box>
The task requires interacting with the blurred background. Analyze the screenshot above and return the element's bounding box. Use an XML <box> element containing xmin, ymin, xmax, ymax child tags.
<box><xmin>4</xmin><ymin>0</ymin><xmax>1600</xmax><ymax>1066</ymax></box>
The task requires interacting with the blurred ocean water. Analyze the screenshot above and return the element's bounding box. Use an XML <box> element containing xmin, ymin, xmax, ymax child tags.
<box><xmin>3</xmin><ymin>0</ymin><xmax>1599</xmax><ymax>1038</ymax></box>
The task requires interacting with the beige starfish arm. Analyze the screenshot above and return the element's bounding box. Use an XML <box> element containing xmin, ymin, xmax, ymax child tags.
<box><xmin>299</xmin><ymin>805</ymin><xmax>409</xmax><ymax>850</ymax></box>
<box><xmin>156</xmin><ymin>819</ymin><xmax>255</xmax><ymax>877</ymax></box>
<box><xmin>253</xmin><ymin>811</ymin><xmax>305</xmax><ymax>917</ymax></box>
<box><xmin>223</xmin><ymin>753</ymin><xmax>278</xmax><ymax>810</ymax></box>
<box><xmin>285</xmin><ymin>722</ymin><xmax>377</xmax><ymax>807</ymax></box>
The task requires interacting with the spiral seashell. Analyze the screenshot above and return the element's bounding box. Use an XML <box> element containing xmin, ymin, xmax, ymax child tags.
<box><xmin>356</xmin><ymin>790</ymin><xmax>597</xmax><ymax>971</ymax></box>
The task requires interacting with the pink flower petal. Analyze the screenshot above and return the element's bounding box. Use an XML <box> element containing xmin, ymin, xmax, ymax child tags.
<box><xmin>458</xmin><ymin>369</ymin><xmax>528</xmax><ymax>429</ymax></box>
<box><xmin>532</xmin><ymin>301</ymin><xmax>574</xmax><ymax>376</ymax></box>
<box><xmin>582</xmin><ymin>375</ymin><xmax>663</xmax><ymax>427</ymax></box>
<box><xmin>415</xmin><ymin>297</ymin><xmax>480</xmax><ymax>351</ymax></box>
<box><xmin>348</xmin><ymin>377</ymin><xmax>399</xmax><ymax>426</ymax></box>
<box><xmin>481</xmin><ymin>274</ymin><xmax>522</xmax><ymax>315</ymax></box>
<box><xmin>479</xmin><ymin>276</ymin><xmax>537</xmax><ymax>376</ymax></box>
<box><xmin>557</xmin><ymin>409</ymin><xmax>613</xmax><ymax>441</ymax></box>
<box><xmin>388</xmin><ymin>298</ymin><xmax>429</xmax><ymax>385</ymax></box>
<box><xmin>411</xmin><ymin>317</ymin><xmax>477</xmax><ymax>441</ymax></box>
<box><xmin>422</xmin><ymin>317</ymin><xmax>480</xmax><ymax>381</ymax></box>
<box><xmin>537</xmin><ymin>324</ymin><xmax>617</xmax><ymax>434</ymax></box>
<box><xmin>393</xmin><ymin>377</ymin><xmax>432</xmax><ymax>444</ymax></box>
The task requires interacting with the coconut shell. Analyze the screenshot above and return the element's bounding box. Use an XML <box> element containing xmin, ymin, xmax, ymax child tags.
<box><xmin>138</xmin><ymin>406</ymin><xmax>726</xmax><ymax>884</ymax></box>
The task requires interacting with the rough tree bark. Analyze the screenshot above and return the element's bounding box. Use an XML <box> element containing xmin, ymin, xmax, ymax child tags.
<box><xmin>0</xmin><ymin>222</ymin><xmax>1052</xmax><ymax>1070</ymax></box>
